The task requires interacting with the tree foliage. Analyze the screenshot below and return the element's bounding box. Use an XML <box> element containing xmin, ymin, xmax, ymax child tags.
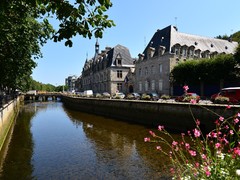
<box><xmin>0</xmin><ymin>0</ymin><xmax>115</xmax><ymax>92</ymax></box>
<box><xmin>171</xmin><ymin>54</ymin><xmax>238</xmax><ymax>85</ymax></box>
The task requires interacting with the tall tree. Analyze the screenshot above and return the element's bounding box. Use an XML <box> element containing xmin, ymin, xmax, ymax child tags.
<box><xmin>0</xmin><ymin>0</ymin><xmax>115</xmax><ymax>92</ymax></box>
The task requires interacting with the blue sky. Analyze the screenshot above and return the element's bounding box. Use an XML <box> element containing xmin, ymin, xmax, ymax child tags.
<box><xmin>32</xmin><ymin>0</ymin><xmax>240</xmax><ymax>86</ymax></box>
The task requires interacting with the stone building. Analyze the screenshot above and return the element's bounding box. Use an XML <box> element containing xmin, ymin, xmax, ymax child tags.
<box><xmin>80</xmin><ymin>42</ymin><xmax>135</xmax><ymax>95</ymax></box>
<box><xmin>135</xmin><ymin>25</ymin><xmax>238</xmax><ymax>96</ymax></box>
<box><xmin>65</xmin><ymin>75</ymin><xmax>78</xmax><ymax>92</ymax></box>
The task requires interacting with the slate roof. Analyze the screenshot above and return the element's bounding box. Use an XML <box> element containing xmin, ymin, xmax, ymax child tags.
<box><xmin>83</xmin><ymin>44</ymin><xmax>134</xmax><ymax>71</ymax></box>
<box><xmin>108</xmin><ymin>44</ymin><xmax>134</xmax><ymax>66</ymax></box>
<box><xmin>143</xmin><ymin>25</ymin><xmax>238</xmax><ymax>58</ymax></box>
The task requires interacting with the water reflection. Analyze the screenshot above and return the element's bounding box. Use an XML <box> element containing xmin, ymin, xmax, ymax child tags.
<box><xmin>0</xmin><ymin>102</ymin><xmax>175</xmax><ymax>179</ymax></box>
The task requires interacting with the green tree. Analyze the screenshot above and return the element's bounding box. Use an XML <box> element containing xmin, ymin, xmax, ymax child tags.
<box><xmin>0</xmin><ymin>0</ymin><xmax>115</xmax><ymax>92</ymax></box>
<box><xmin>171</xmin><ymin>54</ymin><xmax>238</xmax><ymax>85</ymax></box>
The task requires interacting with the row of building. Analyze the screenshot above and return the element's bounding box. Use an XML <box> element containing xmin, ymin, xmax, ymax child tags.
<box><xmin>65</xmin><ymin>25</ymin><xmax>238</xmax><ymax>96</ymax></box>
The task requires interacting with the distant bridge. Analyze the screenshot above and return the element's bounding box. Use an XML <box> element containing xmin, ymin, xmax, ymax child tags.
<box><xmin>24</xmin><ymin>92</ymin><xmax>62</xmax><ymax>101</ymax></box>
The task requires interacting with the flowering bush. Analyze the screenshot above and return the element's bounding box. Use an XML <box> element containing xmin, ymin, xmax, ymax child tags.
<box><xmin>144</xmin><ymin>86</ymin><xmax>240</xmax><ymax>179</ymax></box>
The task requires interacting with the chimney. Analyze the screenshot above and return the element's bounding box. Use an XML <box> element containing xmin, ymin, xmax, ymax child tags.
<box><xmin>158</xmin><ymin>46</ymin><xmax>166</xmax><ymax>56</ymax></box>
<box><xmin>138</xmin><ymin>53</ymin><xmax>145</xmax><ymax>60</ymax></box>
<box><xmin>148</xmin><ymin>47</ymin><xmax>155</xmax><ymax>58</ymax></box>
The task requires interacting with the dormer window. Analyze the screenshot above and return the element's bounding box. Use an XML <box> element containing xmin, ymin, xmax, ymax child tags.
<box><xmin>116</xmin><ymin>54</ymin><xmax>122</xmax><ymax>66</ymax></box>
<box><xmin>117</xmin><ymin>58</ymin><xmax>122</xmax><ymax>66</ymax></box>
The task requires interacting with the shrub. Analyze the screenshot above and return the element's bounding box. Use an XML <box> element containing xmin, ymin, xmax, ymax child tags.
<box><xmin>183</xmin><ymin>95</ymin><xmax>197</xmax><ymax>102</ymax></box>
<box><xmin>141</xmin><ymin>93</ymin><xmax>151</xmax><ymax>100</ymax></box>
<box><xmin>126</xmin><ymin>94</ymin><xmax>134</xmax><ymax>100</ymax></box>
<box><xmin>161</xmin><ymin>94</ymin><xmax>171</xmax><ymax>100</ymax></box>
<box><xmin>214</xmin><ymin>96</ymin><xmax>229</xmax><ymax>104</ymax></box>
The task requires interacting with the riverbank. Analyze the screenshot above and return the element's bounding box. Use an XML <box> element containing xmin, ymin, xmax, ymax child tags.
<box><xmin>62</xmin><ymin>95</ymin><xmax>240</xmax><ymax>133</ymax></box>
<box><xmin>0</xmin><ymin>96</ymin><xmax>21</xmax><ymax>152</ymax></box>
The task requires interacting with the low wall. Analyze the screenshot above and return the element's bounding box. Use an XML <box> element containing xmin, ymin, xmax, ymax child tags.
<box><xmin>0</xmin><ymin>97</ymin><xmax>21</xmax><ymax>151</ymax></box>
<box><xmin>62</xmin><ymin>95</ymin><xmax>240</xmax><ymax>133</ymax></box>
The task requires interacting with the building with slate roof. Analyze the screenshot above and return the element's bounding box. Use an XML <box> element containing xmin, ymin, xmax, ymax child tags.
<box><xmin>79</xmin><ymin>42</ymin><xmax>135</xmax><ymax>95</ymax></box>
<box><xmin>135</xmin><ymin>25</ymin><xmax>238</xmax><ymax>96</ymax></box>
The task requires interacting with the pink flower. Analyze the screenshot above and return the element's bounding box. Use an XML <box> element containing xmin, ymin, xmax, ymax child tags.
<box><xmin>158</xmin><ymin>125</ymin><xmax>164</xmax><ymax>131</ymax></box>
<box><xmin>226</xmin><ymin>105</ymin><xmax>231</xmax><ymax>109</ymax></box>
<box><xmin>156</xmin><ymin>146</ymin><xmax>162</xmax><ymax>150</ymax></box>
<box><xmin>196</xmin><ymin>119</ymin><xmax>200</xmax><ymax>126</ymax></box>
<box><xmin>211</xmin><ymin>132</ymin><xmax>217</xmax><ymax>138</ymax></box>
<box><xmin>215</xmin><ymin>143</ymin><xmax>221</xmax><ymax>149</ymax></box>
<box><xmin>193</xmin><ymin>128</ymin><xmax>201</xmax><ymax>137</ymax></box>
<box><xmin>219</xmin><ymin>116</ymin><xmax>224</xmax><ymax>121</ymax></box>
<box><xmin>172</xmin><ymin>141</ymin><xmax>178</xmax><ymax>146</ymax></box>
<box><xmin>233</xmin><ymin>147</ymin><xmax>240</xmax><ymax>156</ymax></box>
<box><xmin>195</xmin><ymin>162</ymin><xmax>200</xmax><ymax>168</ymax></box>
<box><xmin>190</xmin><ymin>99</ymin><xmax>196</xmax><ymax>104</ymax></box>
<box><xmin>183</xmin><ymin>85</ymin><xmax>189</xmax><ymax>91</ymax></box>
<box><xmin>238</xmin><ymin>113</ymin><xmax>240</xmax><ymax>117</ymax></box>
<box><xmin>230</xmin><ymin>130</ymin><xmax>234</xmax><ymax>135</ymax></box>
<box><xmin>223</xmin><ymin>138</ymin><xmax>229</xmax><ymax>144</ymax></box>
<box><xmin>234</xmin><ymin>118</ymin><xmax>239</xmax><ymax>124</ymax></box>
<box><xmin>185</xmin><ymin>143</ymin><xmax>190</xmax><ymax>149</ymax></box>
<box><xmin>144</xmin><ymin>137</ymin><xmax>150</xmax><ymax>142</ymax></box>
<box><xmin>215</xmin><ymin>119</ymin><xmax>220</xmax><ymax>126</ymax></box>
<box><xmin>170</xmin><ymin>168</ymin><xmax>175</xmax><ymax>174</ymax></box>
<box><xmin>189</xmin><ymin>150</ymin><xmax>197</xmax><ymax>156</ymax></box>
<box><xmin>201</xmin><ymin>154</ymin><xmax>207</xmax><ymax>160</ymax></box>
<box><xmin>205</xmin><ymin>169</ymin><xmax>211</xmax><ymax>177</ymax></box>
<box><xmin>225</xmin><ymin>125</ymin><xmax>229</xmax><ymax>129</ymax></box>
<box><xmin>149</xmin><ymin>130</ymin><xmax>156</xmax><ymax>137</ymax></box>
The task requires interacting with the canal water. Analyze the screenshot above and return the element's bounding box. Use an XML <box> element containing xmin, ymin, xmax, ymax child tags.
<box><xmin>0</xmin><ymin>101</ymin><xmax>176</xmax><ymax>180</ymax></box>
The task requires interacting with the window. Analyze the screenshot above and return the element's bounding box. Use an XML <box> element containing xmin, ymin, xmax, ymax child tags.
<box><xmin>104</xmin><ymin>72</ymin><xmax>107</xmax><ymax>81</ymax></box>
<box><xmin>159</xmin><ymin>64</ymin><xmax>163</xmax><ymax>73</ymax></box>
<box><xmin>117</xmin><ymin>83</ymin><xmax>122</xmax><ymax>91</ymax></box>
<box><xmin>151</xmin><ymin>65</ymin><xmax>155</xmax><ymax>74</ymax></box>
<box><xmin>145</xmin><ymin>67</ymin><xmax>148</xmax><ymax>75</ymax></box>
<box><xmin>117</xmin><ymin>58</ymin><xmax>122</xmax><ymax>66</ymax></box>
<box><xmin>159</xmin><ymin>79</ymin><xmax>163</xmax><ymax>91</ymax></box>
<box><xmin>117</xmin><ymin>70</ymin><xmax>122</xmax><ymax>78</ymax></box>
<box><xmin>145</xmin><ymin>81</ymin><xmax>148</xmax><ymax>91</ymax></box>
<box><xmin>139</xmin><ymin>82</ymin><xmax>142</xmax><ymax>91</ymax></box>
<box><xmin>139</xmin><ymin>68</ymin><xmax>142</xmax><ymax>76</ymax></box>
<box><xmin>151</xmin><ymin>80</ymin><xmax>155</xmax><ymax>91</ymax></box>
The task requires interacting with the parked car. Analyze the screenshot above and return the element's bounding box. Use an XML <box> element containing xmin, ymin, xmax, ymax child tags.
<box><xmin>83</xmin><ymin>90</ymin><xmax>93</xmax><ymax>97</ymax></box>
<box><xmin>147</xmin><ymin>92</ymin><xmax>159</xmax><ymax>101</ymax></box>
<box><xmin>112</xmin><ymin>92</ymin><xmax>125</xmax><ymax>99</ymax></box>
<box><xmin>211</xmin><ymin>87</ymin><xmax>240</xmax><ymax>104</ymax></box>
<box><xmin>175</xmin><ymin>93</ymin><xmax>200</xmax><ymax>103</ymax></box>
<box><xmin>126</xmin><ymin>92</ymin><xmax>141</xmax><ymax>100</ymax></box>
<box><xmin>102</xmin><ymin>92</ymin><xmax>111</xmax><ymax>98</ymax></box>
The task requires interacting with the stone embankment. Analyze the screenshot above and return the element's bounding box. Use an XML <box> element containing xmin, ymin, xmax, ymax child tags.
<box><xmin>61</xmin><ymin>95</ymin><xmax>240</xmax><ymax>133</ymax></box>
<box><xmin>0</xmin><ymin>97</ymin><xmax>21</xmax><ymax>151</ymax></box>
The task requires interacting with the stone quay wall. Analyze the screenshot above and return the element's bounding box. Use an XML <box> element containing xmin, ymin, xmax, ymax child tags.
<box><xmin>0</xmin><ymin>97</ymin><xmax>21</xmax><ymax>151</ymax></box>
<box><xmin>62</xmin><ymin>95</ymin><xmax>240</xmax><ymax>133</ymax></box>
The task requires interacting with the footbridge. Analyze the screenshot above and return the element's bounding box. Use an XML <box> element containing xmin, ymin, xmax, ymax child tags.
<box><xmin>24</xmin><ymin>92</ymin><xmax>62</xmax><ymax>101</ymax></box>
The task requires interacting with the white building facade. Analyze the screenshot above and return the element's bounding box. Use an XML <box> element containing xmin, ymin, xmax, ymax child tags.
<box><xmin>135</xmin><ymin>25</ymin><xmax>238</xmax><ymax>96</ymax></box>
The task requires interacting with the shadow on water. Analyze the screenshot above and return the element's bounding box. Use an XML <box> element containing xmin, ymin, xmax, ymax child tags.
<box><xmin>0</xmin><ymin>103</ymin><xmax>37</xmax><ymax>179</ymax></box>
<box><xmin>62</xmin><ymin>105</ymin><xmax>177</xmax><ymax>179</ymax></box>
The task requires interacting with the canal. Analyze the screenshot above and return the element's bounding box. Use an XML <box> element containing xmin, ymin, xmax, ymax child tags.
<box><xmin>0</xmin><ymin>101</ymin><xmax>179</xmax><ymax>179</ymax></box>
